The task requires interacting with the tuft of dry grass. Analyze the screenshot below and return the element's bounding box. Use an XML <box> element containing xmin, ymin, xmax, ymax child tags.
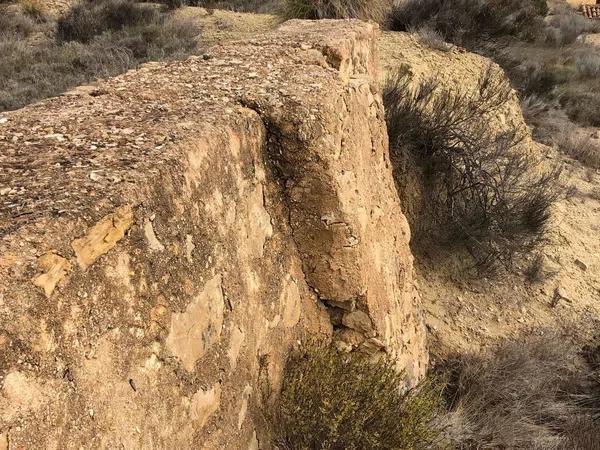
<box><xmin>388</xmin><ymin>0</ymin><xmax>547</xmax><ymax>47</ymax></box>
<box><xmin>414</xmin><ymin>26</ymin><xmax>453</xmax><ymax>52</ymax></box>
<box><xmin>283</xmin><ymin>0</ymin><xmax>390</xmax><ymax>23</ymax></box>
<box><xmin>274</xmin><ymin>341</ymin><xmax>445</xmax><ymax>450</ymax></box>
<box><xmin>555</xmin><ymin>128</ymin><xmax>600</xmax><ymax>169</ymax></box>
<box><xmin>440</xmin><ymin>335</ymin><xmax>600</xmax><ymax>450</ymax></box>
<box><xmin>18</xmin><ymin>0</ymin><xmax>49</xmax><ymax>22</ymax></box>
<box><xmin>57</xmin><ymin>0</ymin><xmax>160</xmax><ymax>43</ymax></box>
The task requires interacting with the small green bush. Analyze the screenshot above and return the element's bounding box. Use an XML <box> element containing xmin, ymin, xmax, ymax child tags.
<box><xmin>275</xmin><ymin>342</ymin><xmax>444</xmax><ymax>450</ymax></box>
<box><xmin>283</xmin><ymin>0</ymin><xmax>389</xmax><ymax>23</ymax></box>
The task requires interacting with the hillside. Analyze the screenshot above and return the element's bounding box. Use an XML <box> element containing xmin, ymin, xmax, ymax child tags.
<box><xmin>1</xmin><ymin>1</ymin><xmax>600</xmax><ymax>449</ymax></box>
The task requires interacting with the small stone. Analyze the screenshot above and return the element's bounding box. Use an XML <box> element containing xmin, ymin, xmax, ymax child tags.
<box><xmin>89</xmin><ymin>171</ymin><xmax>102</xmax><ymax>181</ymax></box>
<box><xmin>574</xmin><ymin>258</ymin><xmax>588</xmax><ymax>272</ymax></box>
<box><xmin>334</xmin><ymin>340</ymin><xmax>353</xmax><ymax>353</ymax></box>
<box><xmin>551</xmin><ymin>286</ymin><xmax>572</xmax><ymax>307</ymax></box>
<box><xmin>0</xmin><ymin>187</ymin><xmax>10</xmax><ymax>196</ymax></box>
<box><xmin>342</xmin><ymin>310</ymin><xmax>374</xmax><ymax>334</ymax></box>
<box><xmin>0</xmin><ymin>117</ymin><xmax>7</xmax><ymax>124</ymax></box>
<box><xmin>361</xmin><ymin>337</ymin><xmax>385</xmax><ymax>354</ymax></box>
<box><xmin>300</xmin><ymin>43</ymin><xmax>312</xmax><ymax>50</ymax></box>
<box><xmin>44</xmin><ymin>133</ymin><xmax>65</xmax><ymax>142</ymax></box>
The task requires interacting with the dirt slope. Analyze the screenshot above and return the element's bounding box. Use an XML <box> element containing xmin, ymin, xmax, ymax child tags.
<box><xmin>378</xmin><ymin>31</ymin><xmax>600</xmax><ymax>355</ymax></box>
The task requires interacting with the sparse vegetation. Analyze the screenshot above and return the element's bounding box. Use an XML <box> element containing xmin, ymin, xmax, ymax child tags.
<box><xmin>57</xmin><ymin>0</ymin><xmax>160</xmax><ymax>43</ymax></box>
<box><xmin>384</xmin><ymin>66</ymin><xmax>560</xmax><ymax>270</ymax></box>
<box><xmin>545</xmin><ymin>4</ymin><xmax>600</xmax><ymax>46</ymax></box>
<box><xmin>414</xmin><ymin>26</ymin><xmax>453</xmax><ymax>52</ymax></box>
<box><xmin>386</xmin><ymin>0</ymin><xmax>600</xmax><ymax>171</ymax></box>
<box><xmin>439</xmin><ymin>335</ymin><xmax>600</xmax><ymax>449</ymax></box>
<box><xmin>388</xmin><ymin>0</ymin><xmax>547</xmax><ymax>47</ymax></box>
<box><xmin>274</xmin><ymin>341</ymin><xmax>445</xmax><ymax>450</ymax></box>
<box><xmin>554</xmin><ymin>128</ymin><xmax>600</xmax><ymax>169</ymax></box>
<box><xmin>283</xmin><ymin>0</ymin><xmax>389</xmax><ymax>22</ymax></box>
<box><xmin>19</xmin><ymin>0</ymin><xmax>49</xmax><ymax>22</ymax></box>
<box><xmin>172</xmin><ymin>0</ymin><xmax>281</xmax><ymax>12</ymax></box>
<box><xmin>0</xmin><ymin>0</ymin><xmax>201</xmax><ymax>112</ymax></box>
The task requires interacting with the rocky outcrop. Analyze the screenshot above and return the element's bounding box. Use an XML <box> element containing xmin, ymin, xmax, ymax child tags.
<box><xmin>0</xmin><ymin>20</ymin><xmax>427</xmax><ymax>449</ymax></box>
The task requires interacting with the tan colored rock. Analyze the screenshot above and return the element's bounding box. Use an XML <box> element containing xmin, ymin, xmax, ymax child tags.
<box><xmin>228</xmin><ymin>327</ymin><xmax>245</xmax><ymax>371</ymax></box>
<box><xmin>144</xmin><ymin>219</ymin><xmax>165</xmax><ymax>252</ymax></box>
<box><xmin>71</xmin><ymin>205</ymin><xmax>134</xmax><ymax>269</ymax></box>
<box><xmin>190</xmin><ymin>384</ymin><xmax>221</xmax><ymax>428</ymax></box>
<box><xmin>342</xmin><ymin>310</ymin><xmax>374</xmax><ymax>335</ymax></box>
<box><xmin>0</xmin><ymin>19</ymin><xmax>427</xmax><ymax>449</ymax></box>
<box><xmin>0</xmin><ymin>432</ymin><xmax>7</xmax><ymax>450</ymax></box>
<box><xmin>574</xmin><ymin>258</ymin><xmax>588</xmax><ymax>272</ymax></box>
<box><xmin>247</xmin><ymin>431</ymin><xmax>259</xmax><ymax>450</ymax></box>
<box><xmin>32</xmin><ymin>252</ymin><xmax>72</xmax><ymax>297</ymax></box>
<box><xmin>0</xmin><ymin>371</ymin><xmax>47</xmax><ymax>422</ymax></box>
<box><xmin>237</xmin><ymin>385</ymin><xmax>252</xmax><ymax>430</ymax></box>
<box><xmin>281</xmin><ymin>276</ymin><xmax>301</xmax><ymax>328</ymax></box>
<box><xmin>166</xmin><ymin>275</ymin><xmax>224</xmax><ymax>371</ymax></box>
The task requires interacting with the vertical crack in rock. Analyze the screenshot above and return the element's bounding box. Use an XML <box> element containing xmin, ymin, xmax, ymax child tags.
<box><xmin>239</xmin><ymin>59</ymin><xmax>427</xmax><ymax>373</ymax></box>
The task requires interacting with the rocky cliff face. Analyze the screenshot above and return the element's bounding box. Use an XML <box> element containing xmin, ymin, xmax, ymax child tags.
<box><xmin>0</xmin><ymin>20</ymin><xmax>427</xmax><ymax>449</ymax></box>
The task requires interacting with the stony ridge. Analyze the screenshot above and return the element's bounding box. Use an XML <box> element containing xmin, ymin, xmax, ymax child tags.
<box><xmin>0</xmin><ymin>20</ymin><xmax>426</xmax><ymax>449</ymax></box>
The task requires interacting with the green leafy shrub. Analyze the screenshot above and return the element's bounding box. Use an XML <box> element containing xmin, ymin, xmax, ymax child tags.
<box><xmin>275</xmin><ymin>342</ymin><xmax>444</xmax><ymax>450</ymax></box>
<box><xmin>283</xmin><ymin>0</ymin><xmax>389</xmax><ymax>23</ymax></box>
<box><xmin>384</xmin><ymin>66</ymin><xmax>560</xmax><ymax>270</ymax></box>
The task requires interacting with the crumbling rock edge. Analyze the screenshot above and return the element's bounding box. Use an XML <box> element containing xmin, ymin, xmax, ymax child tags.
<box><xmin>0</xmin><ymin>20</ymin><xmax>426</xmax><ymax>449</ymax></box>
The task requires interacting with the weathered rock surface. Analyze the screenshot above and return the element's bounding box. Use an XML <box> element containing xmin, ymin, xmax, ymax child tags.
<box><xmin>0</xmin><ymin>20</ymin><xmax>427</xmax><ymax>448</ymax></box>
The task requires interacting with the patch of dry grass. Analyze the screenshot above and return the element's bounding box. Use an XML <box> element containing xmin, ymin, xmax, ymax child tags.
<box><xmin>555</xmin><ymin>128</ymin><xmax>600</xmax><ymax>169</ymax></box>
<box><xmin>283</xmin><ymin>0</ymin><xmax>390</xmax><ymax>23</ymax></box>
<box><xmin>0</xmin><ymin>0</ymin><xmax>202</xmax><ymax>112</ymax></box>
<box><xmin>440</xmin><ymin>335</ymin><xmax>600</xmax><ymax>450</ymax></box>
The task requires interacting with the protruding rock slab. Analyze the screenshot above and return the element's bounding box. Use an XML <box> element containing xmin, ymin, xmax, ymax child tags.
<box><xmin>0</xmin><ymin>20</ymin><xmax>426</xmax><ymax>449</ymax></box>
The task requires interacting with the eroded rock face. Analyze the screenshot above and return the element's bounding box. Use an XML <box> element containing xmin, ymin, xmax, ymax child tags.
<box><xmin>166</xmin><ymin>275</ymin><xmax>225</xmax><ymax>372</ymax></box>
<box><xmin>0</xmin><ymin>20</ymin><xmax>426</xmax><ymax>449</ymax></box>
